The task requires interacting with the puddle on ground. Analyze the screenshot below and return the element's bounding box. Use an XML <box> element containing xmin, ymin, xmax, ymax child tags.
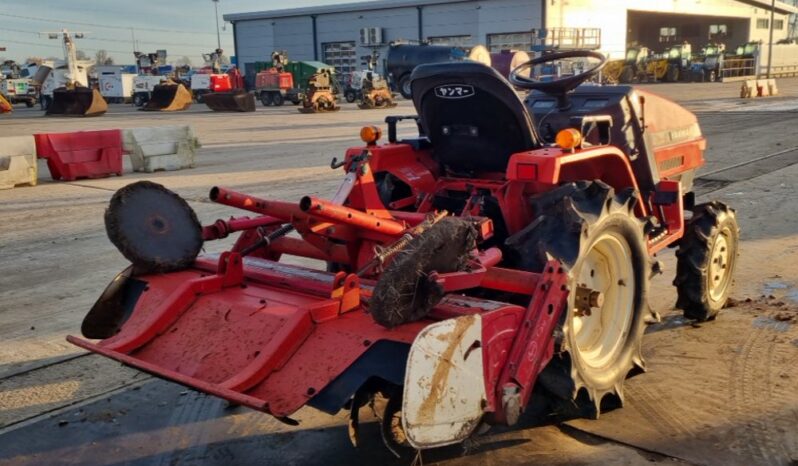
<box><xmin>752</xmin><ymin>316</ymin><xmax>792</xmax><ymax>333</ymax></box>
<box><xmin>762</xmin><ymin>280</ymin><xmax>798</xmax><ymax>303</ymax></box>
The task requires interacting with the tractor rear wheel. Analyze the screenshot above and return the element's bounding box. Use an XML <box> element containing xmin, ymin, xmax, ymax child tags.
<box><xmin>506</xmin><ymin>181</ymin><xmax>649</xmax><ymax>415</ymax></box>
<box><xmin>272</xmin><ymin>92</ymin><xmax>284</xmax><ymax>106</ymax></box>
<box><xmin>260</xmin><ymin>92</ymin><xmax>273</xmax><ymax>106</ymax></box>
<box><xmin>674</xmin><ymin>202</ymin><xmax>739</xmax><ymax>322</ymax></box>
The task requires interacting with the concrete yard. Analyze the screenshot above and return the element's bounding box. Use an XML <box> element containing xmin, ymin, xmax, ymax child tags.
<box><xmin>1</xmin><ymin>79</ymin><xmax>798</xmax><ymax>466</ymax></box>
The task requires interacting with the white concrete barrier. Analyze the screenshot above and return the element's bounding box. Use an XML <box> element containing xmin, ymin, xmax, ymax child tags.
<box><xmin>122</xmin><ymin>125</ymin><xmax>201</xmax><ymax>173</ymax></box>
<box><xmin>766</xmin><ymin>78</ymin><xmax>779</xmax><ymax>96</ymax></box>
<box><xmin>741</xmin><ymin>80</ymin><xmax>757</xmax><ymax>98</ymax></box>
<box><xmin>0</xmin><ymin>136</ymin><xmax>37</xmax><ymax>189</ymax></box>
<box><xmin>756</xmin><ymin>79</ymin><xmax>771</xmax><ymax>97</ymax></box>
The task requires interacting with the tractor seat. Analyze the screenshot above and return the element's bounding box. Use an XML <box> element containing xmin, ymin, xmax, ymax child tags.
<box><xmin>411</xmin><ymin>62</ymin><xmax>539</xmax><ymax>174</ymax></box>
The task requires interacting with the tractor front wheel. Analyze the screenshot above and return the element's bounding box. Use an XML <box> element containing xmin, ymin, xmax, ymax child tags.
<box><xmin>674</xmin><ymin>202</ymin><xmax>739</xmax><ymax>321</ymax></box>
<box><xmin>506</xmin><ymin>181</ymin><xmax>649</xmax><ymax>414</ymax></box>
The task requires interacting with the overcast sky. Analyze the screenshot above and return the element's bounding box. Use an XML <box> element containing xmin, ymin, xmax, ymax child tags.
<box><xmin>0</xmin><ymin>0</ymin><xmax>369</xmax><ymax>65</ymax></box>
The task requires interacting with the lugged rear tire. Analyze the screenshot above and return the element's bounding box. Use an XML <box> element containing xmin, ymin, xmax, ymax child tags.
<box><xmin>674</xmin><ymin>201</ymin><xmax>739</xmax><ymax>322</ymax></box>
<box><xmin>505</xmin><ymin>181</ymin><xmax>650</xmax><ymax>415</ymax></box>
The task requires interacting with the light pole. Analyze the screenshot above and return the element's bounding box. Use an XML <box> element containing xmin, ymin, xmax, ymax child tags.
<box><xmin>767</xmin><ymin>0</ymin><xmax>775</xmax><ymax>78</ymax></box>
<box><xmin>213</xmin><ymin>0</ymin><xmax>221</xmax><ymax>50</ymax></box>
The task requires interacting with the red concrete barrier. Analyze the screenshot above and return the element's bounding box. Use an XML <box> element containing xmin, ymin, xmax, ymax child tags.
<box><xmin>34</xmin><ymin>129</ymin><xmax>123</xmax><ymax>181</ymax></box>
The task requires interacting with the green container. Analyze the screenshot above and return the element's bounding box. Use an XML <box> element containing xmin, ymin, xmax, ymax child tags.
<box><xmin>254</xmin><ymin>60</ymin><xmax>335</xmax><ymax>89</ymax></box>
<box><xmin>286</xmin><ymin>61</ymin><xmax>335</xmax><ymax>89</ymax></box>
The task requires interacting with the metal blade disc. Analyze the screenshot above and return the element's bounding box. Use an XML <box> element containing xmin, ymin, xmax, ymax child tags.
<box><xmin>105</xmin><ymin>181</ymin><xmax>203</xmax><ymax>273</ymax></box>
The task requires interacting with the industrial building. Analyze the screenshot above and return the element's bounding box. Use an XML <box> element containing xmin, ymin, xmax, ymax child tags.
<box><xmin>225</xmin><ymin>0</ymin><xmax>798</xmax><ymax>78</ymax></box>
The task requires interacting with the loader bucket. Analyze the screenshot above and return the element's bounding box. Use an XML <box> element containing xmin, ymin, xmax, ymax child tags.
<box><xmin>203</xmin><ymin>90</ymin><xmax>256</xmax><ymax>112</ymax></box>
<box><xmin>141</xmin><ymin>83</ymin><xmax>193</xmax><ymax>112</ymax></box>
<box><xmin>46</xmin><ymin>87</ymin><xmax>108</xmax><ymax>117</ymax></box>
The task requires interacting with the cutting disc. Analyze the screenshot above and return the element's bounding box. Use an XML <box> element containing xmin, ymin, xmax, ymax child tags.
<box><xmin>105</xmin><ymin>181</ymin><xmax>203</xmax><ymax>273</ymax></box>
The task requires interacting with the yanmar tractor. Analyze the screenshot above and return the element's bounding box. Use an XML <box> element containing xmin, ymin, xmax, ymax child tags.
<box><xmin>70</xmin><ymin>51</ymin><xmax>738</xmax><ymax>456</ymax></box>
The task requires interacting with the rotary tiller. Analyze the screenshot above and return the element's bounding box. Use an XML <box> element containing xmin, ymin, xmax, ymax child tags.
<box><xmin>70</xmin><ymin>51</ymin><xmax>739</xmax><ymax>455</ymax></box>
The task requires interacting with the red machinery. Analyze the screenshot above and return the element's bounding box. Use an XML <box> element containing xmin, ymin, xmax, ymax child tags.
<box><xmin>201</xmin><ymin>66</ymin><xmax>255</xmax><ymax>112</ymax></box>
<box><xmin>70</xmin><ymin>51</ymin><xmax>738</xmax><ymax>456</ymax></box>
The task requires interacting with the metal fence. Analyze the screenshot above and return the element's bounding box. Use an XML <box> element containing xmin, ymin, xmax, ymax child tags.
<box><xmin>721</xmin><ymin>58</ymin><xmax>756</xmax><ymax>80</ymax></box>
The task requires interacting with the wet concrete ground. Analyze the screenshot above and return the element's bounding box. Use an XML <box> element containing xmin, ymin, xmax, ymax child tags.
<box><xmin>1</xmin><ymin>79</ymin><xmax>798</xmax><ymax>465</ymax></box>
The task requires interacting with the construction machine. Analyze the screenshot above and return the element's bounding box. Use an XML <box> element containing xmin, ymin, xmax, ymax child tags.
<box><xmin>193</xmin><ymin>48</ymin><xmax>256</xmax><ymax>112</ymax></box>
<box><xmin>664</xmin><ymin>43</ymin><xmax>693</xmax><ymax>82</ymax></box>
<box><xmin>298</xmin><ymin>68</ymin><xmax>340</xmax><ymax>113</ymax></box>
<box><xmin>0</xmin><ymin>92</ymin><xmax>11</xmax><ymax>114</ymax></box>
<box><xmin>386</xmin><ymin>43</ymin><xmax>492</xmax><ymax>98</ymax></box>
<box><xmin>644</xmin><ymin>52</ymin><xmax>670</xmax><ymax>82</ymax></box>
<box><xmin>255</xmin><ymin>51</ymin><xmax>299</xmax><ymax>106</ymax></box>
<box><xmin>1</xmin><ymin>60</ymin><xmax>37</xmax><ymax>107</ymax></box>
<box><xmin>42</xmin><ymin>30</ymin><xmax>107</xmax><ymax>117</ymax></box>
<box><xmin>722</xmin><ymin>42</ymin><xmax>760</xmax><ymax>78</ymax></box>
<box><xmin>71</xmin><ymin>51</ymin><xmax>738</xmax><ymax>457</ymax></box>
<box><xmin>690</xmin><ymin>43</ymin><xmax>725</xmax><ymax>82</ymax></box>
<box><xmin>356</xmin><ymin>71</ymin><xmax>396</xmax><ymax>109</ymax></box>
<box><xmin>254</xmin><ymin>52</ymin><xmax>337</xmax><ymax>108</ymax></box>
<box><xmin>134</xmin><ymin>51</ymin><xmax>193</xmax><ymax>112</ymax></box>
<box><xmin>349</xmin><ymin>50</ymin><xmax>396</xmax><ymax>109</ymax></box>
<box><xmin>603</xmin><ymin>46</ymin><xmax>650</xmax><ymax>84</ymax></box>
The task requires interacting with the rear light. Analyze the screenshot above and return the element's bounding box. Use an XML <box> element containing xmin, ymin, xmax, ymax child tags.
<box><xmin>516</xmin><ymin>163</ymin><xmax>538</xmax><ymax>180</ymax></box>
<box><xmin>555</xmin><ymin>128</ymin><xmax>583</xmax><ymax>151</ymax></box>
<box><xmin>360</xmin><ymin>126</ymin><xmax>382</xmax><ymax>145</ymax></box>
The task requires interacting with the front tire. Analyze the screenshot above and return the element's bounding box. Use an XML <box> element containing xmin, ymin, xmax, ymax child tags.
<box><xmin>398</xmin><ymin>75</ymin><xmax>412</xmax><ymax>99</ymax></box>
<box><xmin>674</xmin><ymin>202</ymin><xmax>739</xmax><ymax>321</ymax></box>
<box><xmin>133</xmin><ymin>93</ymin><xmax>146</xmax><ymax>107</ymax></box>
<box><xmin>506</xmin><ymin>181</ymin><xmax>649</xmax><ymax>414</ymax></box>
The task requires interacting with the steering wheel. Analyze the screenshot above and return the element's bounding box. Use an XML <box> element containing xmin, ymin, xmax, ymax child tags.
<box><xmin>509</xmin><ymin>50</ymin><xmax>607</xmax><ymax>95</ymax></box>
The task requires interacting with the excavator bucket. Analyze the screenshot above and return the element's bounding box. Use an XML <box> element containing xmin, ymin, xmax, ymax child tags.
<box><xmin>203</xmin><ymin>90</ymin><xmax>256</xmax><ymax>112</ymax></box>
<box><xmin>141</xmin><ymin>83</ymin><xmax>193</xmax><ymax>112</ymax></box>
<box><xmin>0</xmin><ymin>93</ymin><xmax>12</xmax><ymax>114</ymax></box>
<box><xmin>46</xmin><ymin>87</ymin><xmax>108</xmax><ymax>117</ymax></box>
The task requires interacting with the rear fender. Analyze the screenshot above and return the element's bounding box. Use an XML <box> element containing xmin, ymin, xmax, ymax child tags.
<box><xmin>508</xmin><ymin>146</ymin><xmax>647</xmax><ymax>217</ymax></box>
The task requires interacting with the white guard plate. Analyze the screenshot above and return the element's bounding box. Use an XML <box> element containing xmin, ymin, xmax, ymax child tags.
<box><xmin>402</xmin><ymin>314</ymin><xmax>487</xmax><ymax>449</ymax></box>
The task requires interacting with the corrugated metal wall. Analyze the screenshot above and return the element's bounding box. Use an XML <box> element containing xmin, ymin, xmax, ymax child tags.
<box><xmin>233</xmin><ymin>0</ymin><xmax>543</xmax><ymax>77</ymax></box>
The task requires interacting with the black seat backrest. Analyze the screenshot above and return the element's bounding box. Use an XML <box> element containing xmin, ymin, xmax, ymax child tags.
<box><xmin>411</xmin><ymin>62</ymin><xmax>539</xmax><ymax>174</ymax></box>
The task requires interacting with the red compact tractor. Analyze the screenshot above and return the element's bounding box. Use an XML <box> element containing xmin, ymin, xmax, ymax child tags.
<box><xmin>70</xmin><ymin>51</ymin><xmax>738</xmax><ymax>456</ymax></box>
